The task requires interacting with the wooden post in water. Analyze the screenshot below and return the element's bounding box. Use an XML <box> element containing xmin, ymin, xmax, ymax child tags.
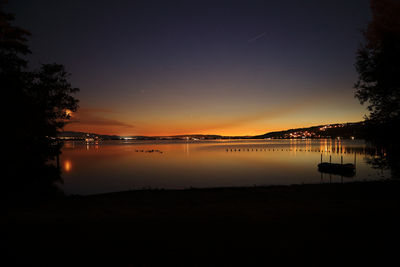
<box><xmin>321</xmin><ymin>154</ymin><xmax>323</xmax><ymax>164</ymax></box>
<box><xmin>341</xmin><ymin>156</ymin><xmax>343</xmax><ymax>165</ymax></box>
<box><xmin>330</xmin><ymin>155</ymin><xmax>331</xmax><ymax>163</ymax></box>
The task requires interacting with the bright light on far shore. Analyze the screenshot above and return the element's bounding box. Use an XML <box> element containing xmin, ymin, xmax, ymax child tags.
<box><xmin>65</xmin><ymin>109</ymin><xmax>73</xmax><ymax>118</ymax></box>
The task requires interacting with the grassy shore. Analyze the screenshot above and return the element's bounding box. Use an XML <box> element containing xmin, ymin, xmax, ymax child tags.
<box><xmin>3</xmin><ymin>180</ymin><xmax>400</xmax><ymax>265</ymax></box>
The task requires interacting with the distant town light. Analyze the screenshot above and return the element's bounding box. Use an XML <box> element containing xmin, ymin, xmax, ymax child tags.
<box><xmin>65</xmin><ymin>109</ymin><xmax>73</xmax><ymax>117</ymax></box>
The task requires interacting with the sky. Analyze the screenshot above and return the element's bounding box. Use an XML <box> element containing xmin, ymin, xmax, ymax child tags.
<box><xmin>7</xmin><ymin>0</ymin><xmax>372</xmax><ymax>136</ymax></box>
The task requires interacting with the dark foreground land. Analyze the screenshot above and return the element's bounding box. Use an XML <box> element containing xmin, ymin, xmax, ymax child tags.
<box><xmin>3</xmin><ymin>180</ymin><xmax>400</xmax><ymax>266</ymax></box>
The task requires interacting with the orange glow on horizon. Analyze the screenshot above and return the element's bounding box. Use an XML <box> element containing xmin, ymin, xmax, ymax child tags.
<box><xmin>64</xmin><ymin>122</ymin><xmax>355</xmax><ymax>137</ymax></box>
<box><xmin>64</xmin><ymin>96</ymin><xmax>366</xmax><ymax>137</ymax></box>
<box><xmin>64</xmin><ymin>121</ymin><xmax>290</xmax><ymax>136</ymax></box>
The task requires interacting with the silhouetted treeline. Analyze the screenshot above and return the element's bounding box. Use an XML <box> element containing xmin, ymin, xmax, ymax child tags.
<box><xmin>1</xmin><ymin>7</ymin><xmax>79</xmax><ymax>200</ymax></box>
<box><xmin>354</xmin><ymin>0</ymin><xmax>400</xmax><ymax>178</ymax></box>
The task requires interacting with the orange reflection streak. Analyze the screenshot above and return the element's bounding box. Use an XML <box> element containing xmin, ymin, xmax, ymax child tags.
<box><xmin>64</xmin><ymin>160</ymin><xmax>72</xmax><ymax>172</ymax></box>
<box><xmin>320</xmin><ymin>139</ymin><xmax>328</xmax><ymax>153</ymax></box>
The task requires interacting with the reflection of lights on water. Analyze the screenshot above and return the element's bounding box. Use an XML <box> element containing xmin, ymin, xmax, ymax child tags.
<box><xmin>318</xmin><ymin>139</ymin><xmax>349</xmax><ymax>154</ymax></box>
<box><xmin>185</xmin><ymin>143</ymin><xmax>190</xmax><ymax>156</ymax></box>
<box><xmin>64</xmin><ymin>160</ymin><xmax>72</xmax><ymax>172</ymax></box>
<box><xmin>63</xmin><ymin>141</ymin><xmax>75</xmax><ymax>149</ymax></box>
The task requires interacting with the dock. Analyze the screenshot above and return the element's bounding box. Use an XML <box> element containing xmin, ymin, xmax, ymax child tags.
<box><xmin>318</xmin><ymin>154</ymin><xmax>356</xmax><ymax>177</ymax></box>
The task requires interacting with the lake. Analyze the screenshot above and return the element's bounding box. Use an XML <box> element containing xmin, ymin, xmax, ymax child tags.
<box><xmin>60</xmin><ymin>139</ymin><xmax>390</xmax><ymax>195</ymax></box>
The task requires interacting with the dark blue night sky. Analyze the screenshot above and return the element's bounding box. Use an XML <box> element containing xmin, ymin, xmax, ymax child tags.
<box><xmin>7</xmin><ymin>0</ymin><xmax>371</xmax><ymax>135</ymax></box>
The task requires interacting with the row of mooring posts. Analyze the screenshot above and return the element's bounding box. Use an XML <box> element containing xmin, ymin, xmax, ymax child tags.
<box><xmin>225</xmin><ymin>148</ymin><xmax>364</xmax><ymax>154</ymax></box>
<box><xmin>226</xmin><ymin>148</ymin><xmax>319</xmax><ymax>152</ymax></box>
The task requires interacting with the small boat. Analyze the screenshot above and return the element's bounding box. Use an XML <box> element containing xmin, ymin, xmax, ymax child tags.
<box><xmin>318</xmin><ymin>162</ymin><xmax>355</xmax><ymax>177</ymax></box>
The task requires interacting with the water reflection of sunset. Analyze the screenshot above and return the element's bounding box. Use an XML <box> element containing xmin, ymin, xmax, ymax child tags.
<box><xmin>64</xmin><ymin>160</ymin><xmax>72</xmax><ymax>172</ymax></box>
<box><xmin>59</xmin><ymin>140</ymin><xmax>390</xmax><ymax>195</ymax></box>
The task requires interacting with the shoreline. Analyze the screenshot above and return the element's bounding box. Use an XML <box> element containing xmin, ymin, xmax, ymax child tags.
<box><xmin>4</xmin><ymin>179</ymin><xmax>400</xmax><ymax>265</ymax></box>
<box><xmin>69</xmin><ymin>178</ymin><xmax>393</xmax><ymax>197</ymax></box>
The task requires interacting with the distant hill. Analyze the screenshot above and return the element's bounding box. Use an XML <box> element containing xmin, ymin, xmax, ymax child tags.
<box><xmin>58</xmin><ymin>131</ymin><xmax>121</xmax><ymax>140</ymax></box>
<box><xmin>58</xmin><ymin>122</ymin><xmax>366</xmax><ymax>140</ymax></box>
<box><xmin>57</xmin><ymin>131</ymin><xmax>226</xmax><ymax>140</ymax></box>
<box><xmin>253</xmin><ymin>122</ymin><xmax>366</xmax><ymax>139</ymax></box>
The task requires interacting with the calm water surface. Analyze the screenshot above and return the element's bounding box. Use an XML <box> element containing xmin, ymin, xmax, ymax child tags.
<box><xmin>60</xmin><ymin>139</ymin><xmax>390</xmax><ymax>195</ymax></box>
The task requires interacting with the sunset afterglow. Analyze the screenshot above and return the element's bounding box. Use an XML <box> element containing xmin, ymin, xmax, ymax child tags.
<box><xmin>9</xmin><ymin>1</ymin><xmax>371</xmax><ymax>136</ymax></box>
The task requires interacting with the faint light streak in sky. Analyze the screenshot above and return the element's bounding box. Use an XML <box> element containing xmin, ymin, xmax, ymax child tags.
<box><xmin>248</xmin><ymin>32</ymin><xmax>266</xmax><ymax>43</ymax></box>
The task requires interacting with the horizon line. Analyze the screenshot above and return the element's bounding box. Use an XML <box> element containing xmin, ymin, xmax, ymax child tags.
<box><xmin>61</xmin><ymin>120</ymin><xmax>363</xmax><ymax>137</ymax></box>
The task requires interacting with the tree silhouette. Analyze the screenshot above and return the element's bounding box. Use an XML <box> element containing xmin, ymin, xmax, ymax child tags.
<box><xmin>354</xmin><ymin>0</ymin><xmax>400</xmax><ymax>178</ymax></box>
<box><xmin>354</xmin><ymin>0</ymin><xmax>400</xmax><ymax>131</ymax></box>
<box><xmin>1</xmin><ymin>7</ymin><xmax>79</xmax><ymax>198</ymax></box>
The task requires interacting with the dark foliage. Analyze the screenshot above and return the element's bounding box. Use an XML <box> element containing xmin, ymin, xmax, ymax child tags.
<box><xmin>354</xmin><ymin>0</ymin><xmax>400</xmax><ymax>129</ymax></box>
<box><xmin>1</xmin><ymin>7</ymin><xmax>79</xmax><ymax>199</ymax></box>
<box><xmin>354</xmin><ymin>0</ymin><xmax>400</xmax><ymax>178</ymax></box>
